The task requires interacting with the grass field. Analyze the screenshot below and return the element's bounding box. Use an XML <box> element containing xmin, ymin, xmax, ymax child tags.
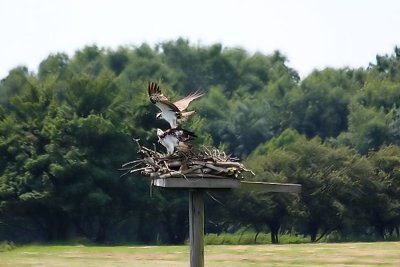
<box><xmin>1</xmin><ymin>242</ymin><xmax>400</xmax><ymax>266</ymax></box>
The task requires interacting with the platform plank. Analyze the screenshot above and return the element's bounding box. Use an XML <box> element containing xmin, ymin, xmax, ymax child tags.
<box><xmin>152</xmin><ymin>177</ymin><xmax>301</xmax><ymax>192</ymax></box>
<box><xmin>239</xmin><ymin>181</ymin><xmax>302</xmax><ymax>193</ymax></box>
<box><xmin>152</xmin><ymin>177</ymin><xmax>240</xmax><ymax>189</ymax></box>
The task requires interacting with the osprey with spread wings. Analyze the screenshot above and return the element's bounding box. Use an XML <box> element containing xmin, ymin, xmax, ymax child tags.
<box><xmin>148</xmin><ymin>82</ymin><xmax>204</xmax><ymax>128</ymax></box>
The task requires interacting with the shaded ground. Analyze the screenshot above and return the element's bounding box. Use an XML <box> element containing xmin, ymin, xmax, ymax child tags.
<box><xmin>1</xmin><ymin>242</ymin><xmax>400</xmax><ymax>267</ymax></box>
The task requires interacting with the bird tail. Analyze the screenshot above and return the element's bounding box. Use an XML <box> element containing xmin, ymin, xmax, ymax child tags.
<box><xmin>178</xmin><ymin>111</ymin><xmax>196</xmax><ymax>124</ymax></box>
<box><xmin>180</xmin><ymin>128</ymin><xmax>197</xmax><ymax>140</ymax></box>
<box><xmin>182</xmin><ymin>110</ymin><xmax>195</xmax><ymax>118</ymax></box>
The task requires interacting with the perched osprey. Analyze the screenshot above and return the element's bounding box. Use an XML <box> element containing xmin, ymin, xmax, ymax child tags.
<box><xmin>157</xmin><ymin>128</ymin><xmax>197</xmax><ymax>154</ymax></box>
<box><xmin>148</xmin><ymin>82</ymin><xmax>204</xmax><ymax>128</ymax></box>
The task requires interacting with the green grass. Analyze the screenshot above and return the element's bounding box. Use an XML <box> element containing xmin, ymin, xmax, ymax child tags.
<box><xmin>204</xmin><ymin>232</ymin><xmax>309</xmax><ymax>245</ymax></box>
<box><xmin>1</xmin><ymin>242</ymin><xmax>400</xmax><ymax>266</ymax></box>
<box><xmin>0</xmin><ymin>241</ymin><xmax>16</xmax><ymax>252</ymax></box>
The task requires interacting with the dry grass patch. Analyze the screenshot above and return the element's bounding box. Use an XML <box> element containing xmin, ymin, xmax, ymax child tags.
<box><xmin>1</xmin><ymin>242</ymin><xmax>399</xmax><ymax>267</ymax></box>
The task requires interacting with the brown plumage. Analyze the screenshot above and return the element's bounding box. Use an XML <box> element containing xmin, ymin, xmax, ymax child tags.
<box><xmin>148</xmin><ymin>82</ymin><xmax>204</xmax><ymax>128</ymax></box>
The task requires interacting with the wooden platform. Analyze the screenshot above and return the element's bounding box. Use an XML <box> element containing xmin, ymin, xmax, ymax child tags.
<box><xmin>152</xmin><ymin>176</ymin><xmax>241</xmax><ymax>189</ymax></box>
<box><xmin>152</xmin><ymin>176</ymin><xmax>301</xmax><ymax>193</ymax></box>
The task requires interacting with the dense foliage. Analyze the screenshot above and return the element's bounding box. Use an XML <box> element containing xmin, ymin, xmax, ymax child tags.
<box><xmin>1</xmin><ymin>39</ymin><xmax>400</xmax><ymax>244</ymax></box>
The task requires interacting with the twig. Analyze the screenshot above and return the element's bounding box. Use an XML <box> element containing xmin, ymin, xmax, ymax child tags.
<box><xmin>130</xmin><ymin>167</ymin><xmax>148</xmax><ymax>173</ymax></box>
<box><xmin>121</xmin><ymin>159</ymin><xmax>144</xmax><ymax>167</ymax></box>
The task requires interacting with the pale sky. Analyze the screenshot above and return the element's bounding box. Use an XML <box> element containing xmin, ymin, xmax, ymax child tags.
<box><xmin>1</xmin><ymin>0</ymin><xmax>400</xmax><ymax>79</ymax></box>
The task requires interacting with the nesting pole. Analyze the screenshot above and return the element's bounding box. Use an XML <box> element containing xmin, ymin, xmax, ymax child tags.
<box><xmin>189</xmin><ymin>189</ymin><xmax>204</xmax><ymax>267</ymax></box>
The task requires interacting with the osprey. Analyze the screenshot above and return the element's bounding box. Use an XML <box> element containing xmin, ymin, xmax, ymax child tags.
<box><xmin>157</xmin><ymin>128</ymin><xmax>197</xmax><ymax>154</ymax></box>
<box><xmin>148</xmin><ymin>82</ymin><xmax>204</xmax><ymax>128</ymax></box>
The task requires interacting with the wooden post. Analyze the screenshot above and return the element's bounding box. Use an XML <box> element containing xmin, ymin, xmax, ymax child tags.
<box><xmin>189</xmin><ymin>189</ymin><xmax>204</xmax><ymax>267</ymax></box>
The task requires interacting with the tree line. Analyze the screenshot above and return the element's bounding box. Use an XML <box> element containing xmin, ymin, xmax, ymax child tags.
<box><xmin>1</xmin><ymin>38</ymin><xmax>400</xmax><ymax>244</ymax></box>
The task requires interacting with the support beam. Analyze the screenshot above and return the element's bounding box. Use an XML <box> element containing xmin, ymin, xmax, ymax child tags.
<box><xmin>239</xmin><ymin>181</ymin><xmax>302</xmax><ymax>193</ymax></box>
<box><xmin>189</xmin><ymin>189</ymin><xmax>204</xmax><ymax>267</ymax></box>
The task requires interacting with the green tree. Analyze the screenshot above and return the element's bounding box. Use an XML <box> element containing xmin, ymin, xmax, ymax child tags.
<box><xmin>338</xmin><ymin>102</ymin><xmax>391</xmax><ymax>154</ymax></box>
<box><xmin>288</xmin><ymin>68</ymin><xmax>360</xmax><ymax>138</ymax></box>
<box><xmin>368</xmin><ymin>145</ymin><xmax>400</xmax><ymax>237</ymax></box>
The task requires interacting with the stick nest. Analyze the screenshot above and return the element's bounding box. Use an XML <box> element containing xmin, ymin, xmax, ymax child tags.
<box><xmin>120</xmin><ymin>139</ymin><xmax>254</xmax><ymax>179</ymax></box>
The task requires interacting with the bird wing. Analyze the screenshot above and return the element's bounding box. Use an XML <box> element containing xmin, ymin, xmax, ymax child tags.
<box><xmin>148</xmin><ymin>82</ymin><xmax>180</xmax><ymax>112</ymax></box>
<box><xmin>148</xmin><ymin>82</ymin><xmax>169</xmax><ymax>103</ymax></box>
<box><xmin>155</xmin><ymin>99</ymin><xmax>180</xmax><ymax>113</ymax></box>
<box><xmin>173</xmin><ymin>90</ymin><xmax>204</xmax><ymax>111</ymax></box>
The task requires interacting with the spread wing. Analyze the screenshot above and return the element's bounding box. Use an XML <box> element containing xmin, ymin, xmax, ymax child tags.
<box><xmin>148</xmin><ymin>82</ymin><xmax>169</xmax><ymax>103</ymax></box>
<box><xmin>173</xmin><ymin>90</ymin><xmax>204</xmax><ymax>111</ymax></box>
<box><xmin>148</xmin><ymin>82</ymin><xmax>180</xmax><ymax>112</ymax></box>
<box><xmin>156</xmin><ymin>99</ymin><xmax>180</xmax><ymax>113</ymax></box>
